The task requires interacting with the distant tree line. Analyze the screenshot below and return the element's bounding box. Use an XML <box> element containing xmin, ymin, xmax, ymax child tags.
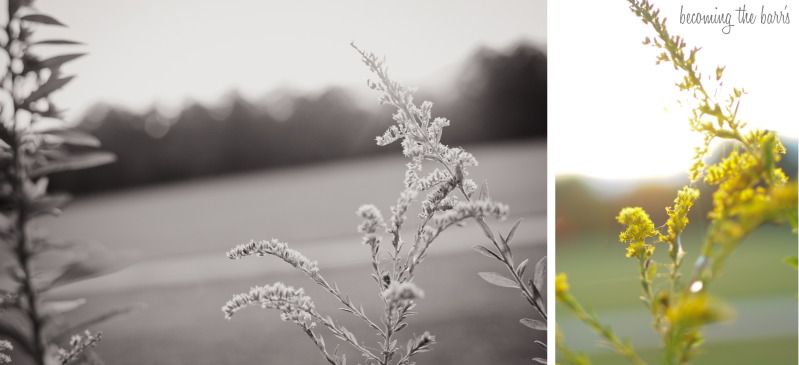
<box><xmin>50</xmin><ymin>43</ymin><xmax>546</xmax><ymax>195</ymax></box>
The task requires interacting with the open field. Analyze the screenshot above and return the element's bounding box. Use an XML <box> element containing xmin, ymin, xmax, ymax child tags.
<box><xmin>9</xmin><ymin>140</ymin><xmax>547</xmax><ymax>364</ymax></box>
<box><xmin>557</xmin><ymin>226</ymin><xmax>798</xmax><ymax>363</ymax></box>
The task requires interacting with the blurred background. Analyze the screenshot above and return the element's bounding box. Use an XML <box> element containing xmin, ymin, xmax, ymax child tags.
<box><xmin>3</xmin><ymin>0</ymin><xmax>547</xmax><ymax>364</ymax></box>
<box><xmin>552</xmin><ymin>1</ymin><xmax>798</xmax><ymax>363</ymax></box>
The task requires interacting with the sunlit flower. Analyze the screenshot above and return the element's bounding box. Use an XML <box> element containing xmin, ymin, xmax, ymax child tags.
<box><xmin>660</xmin><ymin>186</ymin><xmax>700</xmax><ymax>244</ymax></box>
<box><xmin>616</xmin><ymin>207</ymin><xmax>657</xmax><ymax>259</ymax></box>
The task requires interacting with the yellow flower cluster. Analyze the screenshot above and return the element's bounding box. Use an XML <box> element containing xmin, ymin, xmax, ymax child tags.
<box><xmin>555</xmin><ymin>273</ymin><xmax>570</xmax><ymax>298</ymax></box>
<box><xmin>616</xmin><ymin>207</ymin><xmax>658</xmax><ymax>259</ymax></box>
<box><xmin>659</xmin><ymin>186</ymin><xmax>700</xmax><ymax>245</ymax></box>
<box><xmin>666</xmin><ymin>293</ymin><xmax>730</xmax><ymax>329</ymax></box>
<box><xmin>705</xmin><ymin>131</ymin><xmax>787</xmax><ymax>222</ymax></box>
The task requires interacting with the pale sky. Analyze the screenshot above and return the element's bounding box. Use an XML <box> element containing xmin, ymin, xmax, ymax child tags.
<box><xmin>33</xmin><ymin>0</ymin><xmax>546</xmax><ymax>118</ymax></box>
<box><xmin>551</xmin><ymin>0</ymin><xmax>797</xmax><ymax>180</ymax></box>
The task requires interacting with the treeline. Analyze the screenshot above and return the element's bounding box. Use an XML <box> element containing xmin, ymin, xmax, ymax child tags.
<box><xmin>50</xmin><ymin>43</ymin><xmax>546</xmax><ymax>195</ymax></box>
<box><xmin>556</xmin><ymin>139</ymin><xmax>798</xmax><ymax>236</ymax></box>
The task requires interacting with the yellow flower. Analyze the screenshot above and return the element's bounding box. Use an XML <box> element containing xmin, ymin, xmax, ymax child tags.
<box><xmin>666</xmin><ymin>293</ymin><xmax>731</xmax><ymax>329</ymax></box>
<box><xmin>555</xmin><ymin>273</ymin><xmax>570</xmax><ymax>298</ymax></box>
<box><xmin>660</xmin><ymin>187</ymin><xmax>700</xmax><ymax>244</ymax></box>
<box><xmin>617</xmin><ymin>207</ymin><xmax>658</xmax><ymax>259</ymax></box>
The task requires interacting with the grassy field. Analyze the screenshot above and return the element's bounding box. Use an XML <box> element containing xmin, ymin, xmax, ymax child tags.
<box><xmin>557</xmin><ymin>226</ymin><xmax>798</xmax><ymax>364</ymax></box>
<box><xmin>6</xmin><ymin>140</ymin><xmax>547</xmax><ymax>365</ymax></box>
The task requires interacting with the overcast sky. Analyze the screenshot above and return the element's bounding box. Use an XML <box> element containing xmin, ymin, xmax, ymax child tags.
<box><xmin>551</xmin><ymin>0</ymin><xmax>797</xmax><ymax>179</ymax></box>
<box><xmin>34</xmin><ymin>0</ymin><xmax>546</xmax><ymax>117</ymax></box>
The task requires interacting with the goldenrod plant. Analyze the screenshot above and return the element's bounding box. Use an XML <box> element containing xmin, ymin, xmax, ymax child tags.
<box><xmin>222</xmin><ymin>44</ymin><xmax>536</xmax><ymax>364</ymax></box>
<box><xmin>556</xmin><ymin>1</ymin><xmax>798</xmax><ymax>364</ymax></box>
<box><xmin>1</xmin><ymin>1</ymin><xmax>120</xmax><ymax>364</ymax></box>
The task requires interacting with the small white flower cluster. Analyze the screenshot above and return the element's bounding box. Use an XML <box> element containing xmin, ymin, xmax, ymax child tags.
<box><xmin>356</xmin><ymin>204</ymin><xmax>385</xmax><ymax>234</ymax></box>
<box><xmin>56</xmin><ymin>330</ymin><xmax>102</xmax><ymax>365</ymax></box>
<box><xmin>430</xmin><ymin>200</ymin><xmax>510</xmax><ymax>231</ymax></box>
<box><xmin>222</xmin><ymin>282</ymin><xmax>316</xmax><ymax>328</ymax></box>
<box><xmin>357</xmin><ymin>204</ymin><xmax>385</xmax><ymax>248</ymax></box>
<box><xmin>420</xmin><ymin>176</ymin><xmax>459</xmax><ymax>219</ymax></box>
<box><xmin>227</xmin><ymin>239</ymin><xmax>319</xmax><ymax>275</ymax></box>
<box><xmin>381</xmin><ymin>281</ymin><xmax>424</xmax><ymax>305</ymax></box>
<box><xmin>0</xmin><ymin>340</ymin><xmax>11</xmax><ymax>364</ymax></box>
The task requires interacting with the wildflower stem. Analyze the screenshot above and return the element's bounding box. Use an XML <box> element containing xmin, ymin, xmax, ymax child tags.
<box><xmin>558</xmin><ymin>292</ymin><xmax>647</xmax><ymax>365</ymax></box>
<box><xmin>302</xmin><ymin>327</ymin><xmax>340</xmax><ymax>365</ymax></box>
<box><xmin>311</xmin><ymin>311</ymin><xmax>382</xmax><ymax>363</ymax></box>
<box><xmin>3</xmin><ymin>16</ymin><xmax>46</xmax><ymax>364</ymax></box>
<box><xmin>312</xmin><ymin>274</ymin><xmax>385</xmax><ymax>336</ymax></box>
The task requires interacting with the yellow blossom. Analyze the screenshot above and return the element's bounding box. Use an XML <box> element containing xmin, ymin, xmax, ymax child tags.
<box><xmin>617</xmin><ymin>207</ymin><xmax>658</xmax><ymax>259</ymax></box>
<box><xmin>555</xmin><ymin>273</ymin><xmax>570</xmax><ymax>298</ymax></box>
<box><xmin>660</xmin><ymin>187</ymin><xmax>700</xmax><ymax>244</ymax></box>
<box><xmin>666</xmin><ymin>293</ymin><xmax>731</xmax><ymax>329</ymax></box>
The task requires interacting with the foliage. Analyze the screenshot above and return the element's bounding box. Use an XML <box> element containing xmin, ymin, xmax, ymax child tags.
<box><xmin>1</xmin><ymin>1</ymin><xmax>125</xmax><ymax>364</ymax></box>
<box><xmin>222</xmin><ymin>44</ymin><xmax>541</xmax><ymax>364</ymax></box>
<box><xmin>556</xmin><ymin>1</ymin><xmax>798</xmax><ymax>364</ymax></box>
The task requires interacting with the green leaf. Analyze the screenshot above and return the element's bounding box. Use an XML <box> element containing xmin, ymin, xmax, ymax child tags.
<box><xmin>533</xmin><ymin>256</ymin><xmax>546</xmax><ymax>290</ymax></box>
<box><xmin>23</xmin><ymin>75</ymin><xmax>75</xmax><ymax>105</ymax></box>
<box><xmin>520</xmin><ymin>318</ymin><xmax>546</xmax><ymax>331</ymax></box>
<box><xmin>784</xmin><ymin>256</ymin><xmax>798</xmax><ymax>269</ymax></box>
<box><xmin>478</xmin><ymin>272</ymin><xmax>519</xmax><ymax>288</ymax></box>
<box><xmin>20</xmin><ymin>13</ymin><xmax>66</xmax><ymax>26</ymax></box>
<box><xmin>32</xmin><ymin>39</ymin><xmax>84</xmax><ymax>46</ymax></box>
<box><xmin>31</xmin><ymin>151</ymin><xmax>115</xmax><ymax>177</ymax></box>
<box><xmin>472</xmin><ymin>245</ymin><xmax>502</xmax><ymax>262</ymax></box>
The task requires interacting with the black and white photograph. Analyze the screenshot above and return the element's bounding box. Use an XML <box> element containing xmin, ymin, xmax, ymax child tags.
<box><xmin>0</xmin><ymin>1</ymin><xmax>547</xmax><ymax>364</ymax></box>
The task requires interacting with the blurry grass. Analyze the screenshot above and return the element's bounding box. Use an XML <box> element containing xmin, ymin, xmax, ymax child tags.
<box><xmin>557</xmin><ymin>226</ymin><xmax>797</xmax><ymax>310</ymax></box>
<box><xmin>557</xmin><ymin>226</ymin><xmax>797</xmax><ymax>363</ymax></box>
<box><xmin>66</xmin><ymin>246</ymin><xmax>544</xmax><ymax>365</ymax></box>
<box><xmin>589</xmin><ymin>336</ymin><xmax>797</xmax><ymax>365</ymax></box>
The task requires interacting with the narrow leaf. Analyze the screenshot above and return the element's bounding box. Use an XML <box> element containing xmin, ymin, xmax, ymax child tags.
<box><xmin>40</xmin><ymin>53</ymin><xmax>86</xmax><ymax>70</ymax></box>
<box><xmin>32</xmin><ymin>39</ymin><xmax>84</xmax><ymax>46</ymax></box>
<box><xmin>31</xmin><ymin>151</ymin><xmax>115</xmax><ymax>177</ymax></box>
<box><xmin>476</xmin><ymin>219</ymin><xmax>495</xmax><ymax>243</ymax></box>
<box><xmin>23</xmin><ymin>75</ymin><xmax>75</xmax><ymax>105</ymax></box>
<box><xmin>43</xmin><ymin>129</ymin><xmax>101</xmax><ymax>147</ymax></box>
<box><xmin>533</xmin><ymin>256</ymin><xmax>546</xmax><ymax>290</ymax></box>
<box><xmin>516</xmin><ymin>258</ymin><xmax>529</xmax><ymax>277</ymax></box>
<box><xmin>472</xmin><ymin>245</ymin><xmax>502</xmax><ymax>262</ymax></box>
<box><xmin>40</xmin><ymin>298</ymin><xmax>86</xmax><ymax>316</ymax></box>
<box><xmin>520</xmin><ymin>318</ymin><xmax>546</xmax><ymax>330</ymax></box>
<box><xmin>478</xmin><ymin>272</ymin><xmax>519</xmax><ymax>288</ymax></box>
<box><xmin>20</xmin><ymin>13</ymin><xmax>65</xmax><ymax>26</ymax></box>
<box><xmin>506</xmin><ymin>218</ymin><xmax>523</xmax><ymax>244</ymax></box>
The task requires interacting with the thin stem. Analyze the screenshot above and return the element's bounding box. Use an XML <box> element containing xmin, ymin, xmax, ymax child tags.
<box><xmin>4</xmin><ymin>15</ymin><xmax>45</xmax><ymax>365</ymax></box>
<box><xmin>559</xmin><ymin>293</ymin><xmax>647</xmax><ymax>365</ymax></box>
